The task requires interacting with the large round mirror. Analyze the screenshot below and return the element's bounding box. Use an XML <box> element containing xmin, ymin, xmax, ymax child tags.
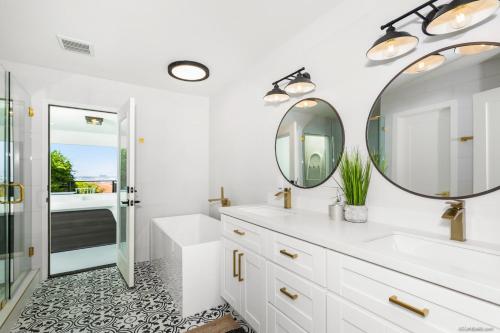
<box><xmin>275</xmin><ymin>98</ymin><xmax>344</xmax><ymax>188</ymax></box>
<box><xmin>367</xmin><ymin>42</ymin><xmax>500</xmax><ymax>199</ymax></box>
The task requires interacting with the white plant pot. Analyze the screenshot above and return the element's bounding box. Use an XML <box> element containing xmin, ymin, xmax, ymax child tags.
<box><xmin>344</xmin><ymin>205</ymin><xmax>368</xmax><ymax>223</ymax></box>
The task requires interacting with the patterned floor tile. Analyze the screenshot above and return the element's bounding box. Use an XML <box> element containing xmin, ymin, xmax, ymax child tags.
<box><xmin>11</xmin><ymin>262</ymin><xmax>253</xmax><ymax>333</ymax></box>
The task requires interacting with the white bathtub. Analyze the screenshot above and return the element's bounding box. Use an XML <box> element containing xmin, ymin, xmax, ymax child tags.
<box><xmin>151</xmin><ymin>214</ymin><xmax>223</xmax><ymax>317</ymax></box>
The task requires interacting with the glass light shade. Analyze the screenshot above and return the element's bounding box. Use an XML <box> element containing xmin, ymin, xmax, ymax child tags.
<box><xmin>367</xmin><ymin>28</ymin><xmax>419</xmax><ymax>61</ymax></box>
<box><xmin>425</xmin><ymin>0</ymin><xmax>499</xmax><ymax>35</ymax></box>
<box><xmin>295</xmin><ymin>99</ymin><xmax>318</xmax><ymax>108</ymax></box>
<box><xmin>168</xmin><ymin>61</ymin><xmax>209</xmax><ymax>81</ymax></box>
<box><xmin>455</xmin><ymin>44</ymin><xmax>499</xmax><ymax>55</ymax></box>
<box><xmin>285</xmin><ymin>73</ymin><xmax>316</xmax><ymax>94</ymax></box>
<box><xmin>404</xmin><ymin>54</ymin><xmax>446</xmax><ymax>74</ymax></box>
<box><xmin>264</xmin><ymin>85</ymin><xmax>289</xmax><ymax>103</ymax></box>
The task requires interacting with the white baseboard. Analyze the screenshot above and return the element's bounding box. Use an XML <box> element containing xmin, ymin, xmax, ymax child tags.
<box><xmin>0</xmin><ymin>269</ymin><xmax>40</xmax><ymax>333</ymax></box>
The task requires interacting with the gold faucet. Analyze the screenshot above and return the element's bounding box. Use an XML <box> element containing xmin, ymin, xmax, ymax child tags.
<box><xmin>275</xmin><ymin>187</ymin><xmax>292</xmax><ymax>209</ymax></box>
<box><xmin>441</xmin><ymin>200</ymin><xmax>465</xmax><ymax>241</ymax></box>
<box><xmin>208</xmin><ymin>186</ymin><xmax>231</xmax><ymax>207</ymax></box>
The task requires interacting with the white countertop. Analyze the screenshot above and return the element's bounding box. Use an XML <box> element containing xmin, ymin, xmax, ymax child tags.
<box><xmin>220</xmin><ymin>204</ymin><xmax>500</xmax><ymax>305</ymax></box>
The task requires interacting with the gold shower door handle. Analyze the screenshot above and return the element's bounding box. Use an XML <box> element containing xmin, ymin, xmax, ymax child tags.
<box><xmin>0</xmin><ymin>183</ymin><xmax>24</xmax><ymax>204</ymax></box>
<box><xmin>237</xmin><ymin>253</ymin><xmax>244</xmax><ymax>282</ymax></box>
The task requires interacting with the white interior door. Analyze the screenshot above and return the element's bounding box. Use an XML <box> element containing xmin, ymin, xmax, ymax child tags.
<box><xmin>473</xmin><ymin>87</ymin><xmax>500</xmax><ymax>193</ymax></box>
<box><xmin>117</xmin><ymin>98</ymin><xmax>136</xmax><ymax>287</ymax></box>
<box><xmin>392</xmin><ymin>102</ymin><xmax>455</xmax><ymax>197</ymax></box>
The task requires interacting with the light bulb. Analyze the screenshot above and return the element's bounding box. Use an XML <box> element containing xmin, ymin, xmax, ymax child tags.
<box><xmin>383</xmin><ymin>40</ymin><xmax>398</xmax><ymax>58</ymax></box>
<box><xmin>450</xmin><ymin>9</ymin><xmax>472</xmax><ymax>29</ymax></box>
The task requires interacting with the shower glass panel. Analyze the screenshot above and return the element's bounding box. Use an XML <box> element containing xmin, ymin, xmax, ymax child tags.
<box><xmin>7</xmin><ymin>73</ymin><xmax>31</xmax><ymax>296</ymax></box>
<box><xmin>0</xmin><ymin>67</ymin><xmax>9</xmax><ymax>308</ymax></box>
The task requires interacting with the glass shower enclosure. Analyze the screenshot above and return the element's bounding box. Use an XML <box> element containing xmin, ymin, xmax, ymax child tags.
<box><xmin>0</xmin><ymin>66</ymin><xmax>32</xmax><ymax>311</ymax></box>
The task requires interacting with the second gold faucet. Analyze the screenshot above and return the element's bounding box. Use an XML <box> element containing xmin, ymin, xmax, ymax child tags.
<box><xmin>275</xmin><ymin>187</ymin><xmax>292</xmax><ymax>209</ymax></box>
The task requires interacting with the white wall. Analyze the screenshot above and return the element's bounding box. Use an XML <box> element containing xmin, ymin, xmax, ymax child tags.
<box><xmin>209</xmin><ymin>0</ymin><xmax>500</xmax><ymax>244</ymax></box>
<box><xmin>1</xmin><ymin>60</ymin><xmax>210</xmax><ymax>278</ymax></box>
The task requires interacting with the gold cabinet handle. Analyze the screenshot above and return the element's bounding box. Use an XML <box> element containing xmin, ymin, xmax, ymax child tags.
<box><xmin>233</xmin><ymin>229</ymin><xmax>245</xmax><ymax>236</ymax></box>
<box><xmin>232</xmin><ymin>250</ymin><xmax>238</xmax><ymax>277</ymax></box>
<box><xmin>237</xmin><ymin>253</ymin><xmax>244</xmax><ymax>282</ymax></box>
<box><xmin>280</xmin><ymin>287</ymin><xmax>298</xmax><ymax>300</ymax></box>
<box><xmin>280</xmin><ymin>249</ymin><xmax>298</xmax><ymax>259</ymax></box>
<box><xmin>389</xmin><ymin>295</ymin><xmax>429</xmax><ymax>317</ymax></box>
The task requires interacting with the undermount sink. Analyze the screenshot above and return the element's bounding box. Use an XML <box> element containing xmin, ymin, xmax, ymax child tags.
<box><xmin>237</xmin><ymin>206</ymin><xmax>292</xmax><ymax>217</ymax></box>
<box><xmin>364</xmin><ymin>233</ymin><xmax>500</xmax><ymax>279</ymax></box>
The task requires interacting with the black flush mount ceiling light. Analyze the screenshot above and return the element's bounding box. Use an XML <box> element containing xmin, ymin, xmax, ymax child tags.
<box><xmin>367</xmin><ymin>0</ymin><xmax>499</xmax><ymax>61</ymax></box>
<box><xmin>167</xmin><ymin>60</ymin><xmax>209</xmax><ymax>82</ymax></box>
<box><xmin>263</xmin><ymin>67</ymin><xmax>316</xmax><ymax>104</ymax></box>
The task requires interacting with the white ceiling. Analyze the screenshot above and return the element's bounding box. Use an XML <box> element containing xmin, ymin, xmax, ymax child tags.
<box><xmin>0</xmin><ymin>0</ymin><xmax>342</xmax><ymax>96</ymax></box>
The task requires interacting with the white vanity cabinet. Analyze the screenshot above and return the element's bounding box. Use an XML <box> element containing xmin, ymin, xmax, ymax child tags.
<box><xmin>221</xmin><ymin>216</ymin><xmax>267</xmax><ymax>333</ymax></box>
<box><xmin>220</xmin><ymin>212</ymin><xmax>500</xmax><ymax>333</ymax></box>
<box><xmin>327</xmin><ymin>251</ymin><xmax>500</xmax><ymax>333</ymax></box>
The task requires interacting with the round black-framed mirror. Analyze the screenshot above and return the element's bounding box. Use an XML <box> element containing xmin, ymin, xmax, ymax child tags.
<box><xmin>366</xmin><ymin>41</ymin><xmax>500</xmax><ymax>200</ymax></box>
<box><xmin>275</xmin><ymin>98</ymin><xmax>345</xmax><ymax>189</ymax></box>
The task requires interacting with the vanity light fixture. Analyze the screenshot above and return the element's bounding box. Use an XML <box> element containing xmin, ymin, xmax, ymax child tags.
<box><xmin>367</xmin><ymin>27</ymin><xmax>419</xmax><ymax>61</ymax></box>
<box><xmin>167</xmin><ymin>60</ymin><xmax>209</xmax><ymax>82</ymax></box>
<box><xmin>424</xmin><ymin>0</ymin><xmax>499</xmax><ymax>35</ymax></box>
<box><xmin>368</xmin><ymin>0</ymin><xmax>499</xmax><ymax>61</ymax></box>
<box><xmin>404</xmin><ymin>53</ymin><xmax>446</xmax><ymax>74</ymax></box>
<box><xmin>264</xmin><ymin>84</ymin><xmax>290</xmax><ymax>103</ymax></box>
<box><xmin>454</xmin><ymin>43</ymin><xmax>499</xmax><ymax>55</ymax></box>
<box><xmin>285</xmin><ymin>72</ymin><xmax>316</xmax><ymax>95</ymax></box>
<box><xmin>263</xmin><ymin>67</ymin><xmax>316</xmax><ymax>103</ymax></box>
<box><xmin>295</xmin><ymin>99</ymin><xmax>318</xmax><ymax>108</ymax></box>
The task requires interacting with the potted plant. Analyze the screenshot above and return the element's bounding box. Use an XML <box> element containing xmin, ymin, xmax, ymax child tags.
<box><xmin>339</xmin><ymin>149</ymin><xmax>371</xmax><ymax>223</ymax></box>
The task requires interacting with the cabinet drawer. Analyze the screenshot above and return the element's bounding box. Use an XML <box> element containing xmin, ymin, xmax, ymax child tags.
<box><xmin>222</xmin><ymin>214</ymin><xmax>266</xmax><ymax>255</ymax></box>
<box><xmin>267</xmin><ymin>230</ymin><xmax>326</xmax><ymax>286</ymax></box>
<box><xmin>327</xmin><ymin>292</ymin><xmax>406</xmax><ymax>333</ymax></box>
<box><xmin>267</xmin><ymin>263</ymin><xmax>326</xmax><ymax>333</ymax></box>
<box><xmin>268</xmin><ymin>304</ymin><xmax>308</xmax><ymax>333</ymax></box>
<box><xmin>340</xmin><ymin>256</ymin><xmax>500</xmax><ymax>332</ymax></box>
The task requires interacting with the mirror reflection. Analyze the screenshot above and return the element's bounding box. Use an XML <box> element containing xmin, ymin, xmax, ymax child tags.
<box><xmin>367</xmin><ymin>42</ymin><xmax>500</xmax><ymax>199</ymax></box>
<box><xmin>276</xmin><ymin>98</ymin><xmax>344</xmax><ymax>188</ymax></box>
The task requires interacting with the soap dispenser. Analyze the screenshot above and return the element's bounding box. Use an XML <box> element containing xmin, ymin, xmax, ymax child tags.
<box><xmin>329</xmin><ymin>189</ymin><xmax>344</xmax><ymax>222</ymax></box>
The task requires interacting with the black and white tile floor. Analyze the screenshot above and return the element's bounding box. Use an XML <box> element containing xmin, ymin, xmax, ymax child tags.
<box><xmin>12</xmin><ymin>262</ymin><xmax>253</xmax><ymax>333</ymax></box>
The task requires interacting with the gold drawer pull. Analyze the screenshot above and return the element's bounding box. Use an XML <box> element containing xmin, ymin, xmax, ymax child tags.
<box><xmin>237</xmin><ymin>253</ymin><xmax>244</xmax><ymax>282</ymax></box>
<box><xmin>279</xmin><ymin>249</ymin><xmax>298</xmax><ymax>259</ymax></box>
<box><xmin>280</xmin><ymin>287</ymin><xmax>298</xmax><ymax>300</ymax></box>
<box><xmin>232</xmin><ymin>250</ymin><xmax>238</xmax><ymax>277</ymax></box>
<box><xmin>389</xmin><ymin>295</ymin><xmax>429</xmax><ymax>317</ymax></box>
<box><xmin>233</xmin><ymin>229</ymin><xmax>245</xmax><ymax>236</ymax></box>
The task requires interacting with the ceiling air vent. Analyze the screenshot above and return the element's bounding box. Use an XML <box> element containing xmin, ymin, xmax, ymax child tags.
<box><xmin>57</xmin><ymin>35</ymin><xmax>94</xmax><ymax>56</ymax></box>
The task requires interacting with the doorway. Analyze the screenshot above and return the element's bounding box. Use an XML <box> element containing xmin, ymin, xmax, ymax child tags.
<box><xmin>48</xmin><ymin>105</ymin><xmax>118</xmax><ymax>276</ymax></box>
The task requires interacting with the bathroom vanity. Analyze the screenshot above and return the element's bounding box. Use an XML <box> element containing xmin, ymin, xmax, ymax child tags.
<box><xmin>219</xmin><ymin>205</ymin><xmax>500</xmax><ymax>333</ymax></box>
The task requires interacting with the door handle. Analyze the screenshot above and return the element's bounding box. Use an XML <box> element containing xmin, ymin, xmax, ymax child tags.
<box><xmin>237</xmin><ymin>253</ymin><xmax>244</xmax><ymax>282</ymax></box>
<box><xmin>0</xmin><ymin>183</ymin><xmax>24</xmax><ymax>204</ymax></box>
<box><xmin>232</xmin><ymin>250</ymin><xmax>238</xmax><ymax>277</ymax></box>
